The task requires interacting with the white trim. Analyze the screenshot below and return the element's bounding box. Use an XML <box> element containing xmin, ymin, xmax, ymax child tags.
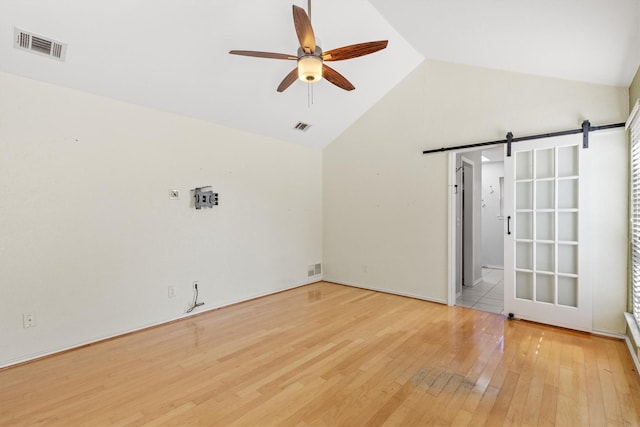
<box><xmin>628</xmin><ymin>105</ymin><xmax>640</xmax><ymax>329</ymax></box>
<box><xmin>627</xmin><ymin>99</ymin><xmax>640</xmax><ymax>129</ymax></box>
<box><xmin>625</xmin><ymin>312</ymin><xmax>640</xmax><ymax>344</ymax></box>
<box><xmin>625</xmin><ymin>336</ymin><xmax>640</xmax><ymax>379</ymax></box>
<box><xmin>591</xmin><ymin>329</ymin><xmax>627</xmax><ymax>339</ymax></box>
<box><xmin>325</xmin><ymin>278</ymin><xmax>447</xmax><ymax>305</ymax></box>
<box><xmin>623</xmin><ymin>312</ymin><xmax>640</xmax><ymax>378</ymax></box>
<box><xmin>447</xmin><ymin>152</ymin><xmax>457</xmax><ymax>305</ymax></box>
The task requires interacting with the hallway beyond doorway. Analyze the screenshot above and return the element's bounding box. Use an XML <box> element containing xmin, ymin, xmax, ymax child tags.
<box><xmin>456</xmin><ymin>268</ymin><xmax>504</xmax><ymax>314</ymax></box>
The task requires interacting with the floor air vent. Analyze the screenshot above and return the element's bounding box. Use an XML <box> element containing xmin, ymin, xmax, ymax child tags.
<box><xmin>14</xmin><ymin>28</ymin><xmax>67</xmax><ymax>62</ymax></box>
<box><xmin>294</xmin><ymin>122</ymin><xmax>311</xmax><ymax>132</ymax></box>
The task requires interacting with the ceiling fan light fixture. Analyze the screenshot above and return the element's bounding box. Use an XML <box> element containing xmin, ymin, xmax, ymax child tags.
<box><xmin>298</xmin><ymin>56</ymin><xmax>323</xmax><ymax>83</ymax></box>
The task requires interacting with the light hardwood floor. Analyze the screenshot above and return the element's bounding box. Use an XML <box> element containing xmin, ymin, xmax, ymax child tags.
<box><xmin>2</xmin><ymin>282</ymin><xmax>640</xmax><ymax>426</ymax></box>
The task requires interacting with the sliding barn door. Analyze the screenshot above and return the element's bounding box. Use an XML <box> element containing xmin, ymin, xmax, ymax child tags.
<box><xmin>504</xmin><ymin>135</ymin><xmax>591</xmax><ymax>332</ymax></box>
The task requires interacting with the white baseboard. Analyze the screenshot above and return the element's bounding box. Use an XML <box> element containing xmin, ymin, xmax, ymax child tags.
<box><xmin>323</xmin><ymin>278</ymin><xmax>447</xmax><ymax>305</ymax></box>
<box><xmin>0</xmin><ymin>279</ymin><xmax>319</xmax><ymax>369</ymax></box>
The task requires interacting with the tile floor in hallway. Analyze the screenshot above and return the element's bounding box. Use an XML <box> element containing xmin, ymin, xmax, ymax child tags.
<box><xmin>456</xmin><ymin>267</ymin><xmax>504</xmax><ymax>314</ymax></box>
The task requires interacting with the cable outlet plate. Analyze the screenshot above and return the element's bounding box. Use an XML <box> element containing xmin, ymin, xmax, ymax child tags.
<box><xmin>23</xmin><ymin>312</ymin><xmax>36</xmax><ymax>328</ymax></box>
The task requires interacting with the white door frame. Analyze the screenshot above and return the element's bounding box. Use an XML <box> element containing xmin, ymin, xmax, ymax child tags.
<box><xmin>447</xmin><ymin>151</ymin><xmax>479</xmax><ymax>305</ymax></box>
<box><xmin>447</xmin><ymin>152</ymin><xmax>457</xmax><ymax>305</ymax></box>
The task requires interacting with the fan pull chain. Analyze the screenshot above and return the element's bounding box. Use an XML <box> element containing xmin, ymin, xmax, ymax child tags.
<box><xmin>307</xmin><ymin>82</ymin><xmax>314</xmax><ymax>108</ymax></box>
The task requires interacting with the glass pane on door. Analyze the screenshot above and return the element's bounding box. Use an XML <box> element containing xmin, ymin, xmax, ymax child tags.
<box><xmin>516</xmin><ymin>182</ymin><xmax>533</xmax><ymax>209</ymax></box>
<box><xmin>558</xmin><ymin>145</ymin><xmax>578</xmax><ymax>177</ymax></box>
<box><xmin>558</xmin><ymin>244</ymin><xmax>577</xmax><ymax>275</ymax></box>
<box><xmin>516</xmin><ymin>271</ymin><xmax>533</xmax><ymax>300</ymax></box>
<box><xmin>536</xmin><ymin>149</ymin><xmax>555</xmax><ymax>179</ymax></box>
<box><xmin>516</xmin><ymin>212</ymin><xmax>533</xmax><ymax>239</ymax></box>
<box><xmin>536</xmin><ymin>274</ymin><xmax>555</xmax><ymax>303</ymax></box>
<box><xmin>558</xmin><ymin>276</ymin><xmax>578</xmax><ymax>307</ymax></box>
<box><xmin>558</xmin><ymin>179</ymin><xmax>578</xmax><ymax>209</ymax></box>
<box><xmin>558</xmin><ymin>212</ymin><xmax>578</xmax><ymax>241</ymax></box>
<box><xmin>516</xmin><ymin>151</ymin><xmax>533</xmax><ymax>180</ymax></box>
<box><xmin>536</xmin><ymin>212</ymin><xmax>554</xmax><ymax>241</ymax></box>
<box><xmin>536</xmin><ymin>243</ymin><xmax>554</xmax><ymax>272</ymax></box>
<box><xmin>516</xmin><ymin>242</ymin><xmax>533</xmax><ymax>270</ymax></box>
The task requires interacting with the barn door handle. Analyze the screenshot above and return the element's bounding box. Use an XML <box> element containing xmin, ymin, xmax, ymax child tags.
<box><xmin>507</xmin><ymin>215</ymin><xmax>512</xmax><ymax>235</ymax></box>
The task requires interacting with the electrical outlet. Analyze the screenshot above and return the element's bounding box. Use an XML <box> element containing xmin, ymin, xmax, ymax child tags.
<box><xmin>23</xmin><ymin>312</ymin><xmax>36</xmax><ymax>328</ymax></box>
<box><xmin>363</xmin><ymin>264</ymin><xmax>369</xmax><ymax>273</ymax></box>
<box><xmin>168</xmin><ymin>286</ymin><xmax>176</xmax><ymax>298</ymax></box>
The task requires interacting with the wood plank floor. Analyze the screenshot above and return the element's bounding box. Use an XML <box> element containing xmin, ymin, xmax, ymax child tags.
<box><xmin>2</xmin><ymin>282</ymin><xmax>640</xmax><ymax>426</ymax></box>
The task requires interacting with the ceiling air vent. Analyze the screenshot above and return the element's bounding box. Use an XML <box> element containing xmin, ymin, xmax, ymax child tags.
<box><xmin>14</xmin><ymin>28</ymin><xmax>67</xmax><ymax>62</ymax></box>
<box><xmin>294</xmin><ymin>122</ymin><xmax>311</xmax><ymax>132</ymax></box>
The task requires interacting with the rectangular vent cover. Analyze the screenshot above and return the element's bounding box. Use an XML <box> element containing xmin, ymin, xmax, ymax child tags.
<box><xmin>307</xmin><ymin>263</ymin><xmax>322</xmax><ymax>277</ymax></box>
<box><xmin>294</xmin><ymin>122</ymin><xmax>311</xmax><ymax>132</ymax></box>
<box><xmin>14</xmin><ymin>28</ymin><xmax>67</xmax><ymax>62</ymax></box>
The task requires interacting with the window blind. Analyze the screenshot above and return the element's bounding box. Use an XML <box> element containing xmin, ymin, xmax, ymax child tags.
<box><xmin>628</xmin><ymin>100</ymin><xmax>640</xmax><ymax>326</ymax></box>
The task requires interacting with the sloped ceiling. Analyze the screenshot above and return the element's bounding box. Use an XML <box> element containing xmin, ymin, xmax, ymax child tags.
<box><xmin>1</xmin><ymin>0</ymin><xmax>638</xmax><ymax>149</ymax></box>
<box><xmin>371</xmin><ymin>0</ymin><xmax>640</xmax><ymax>88</ymax></box>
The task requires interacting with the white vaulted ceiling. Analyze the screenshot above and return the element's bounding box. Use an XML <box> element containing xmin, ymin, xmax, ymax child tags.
<box><xmin>1</xmin><ymin>0</ymin><xmax>638</xmax><ymax>149</ymax></box>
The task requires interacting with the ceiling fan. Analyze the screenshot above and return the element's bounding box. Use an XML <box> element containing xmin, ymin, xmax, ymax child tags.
<box><xmin>229</xmin><ymin>0</ymin><xmax>388</xmax><ymax>92</ymax></box>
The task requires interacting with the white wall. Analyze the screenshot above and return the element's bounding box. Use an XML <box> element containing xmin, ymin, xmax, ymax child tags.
<box><xmin>0</xmin><ymin>72</ymin><xmax>323</xmax><ymax>367</ymax></box>
<box><xmin>323</xmin><ymin>60</ymin><xmax>629</xmax><ymax>333</ymax></box>
<box><xmin>583</xmin><ymin>129</ymin><xmax>629</xmax><ymax>334</ymax></box>
<box><xmin>481</xmin><ymin>161</ymin><xmax>505</xmax><ymax>269</ymax></box>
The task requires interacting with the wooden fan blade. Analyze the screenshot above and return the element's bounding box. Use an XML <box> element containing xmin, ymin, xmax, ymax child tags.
<box><xmin>292</xmin><ymin>5</ymin><xmax>316</xmax><ymax>54</ymax></box>
<box><xmin>229</xmin><ymin>50</ymin><xmax>297</xmax><ymax>60</ymax></box>
<box><xmin>277</xmin><ymin>68</ymin><xmax>300</xmax><ymax>92</ymax></box>
<box><xmin>322</xmin><ymin>41</ymin><xmax>388</xmax><ymax>61</ymax></box>
<box><xmin>322</xmin><ymin>64</ymin><xmax>355</xmax><ymax>91</ymax></box>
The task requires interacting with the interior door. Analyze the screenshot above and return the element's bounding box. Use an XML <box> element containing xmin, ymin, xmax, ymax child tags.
<box><xmin>504</xmin><ymin>135</ymin><xmax>591</xmax><ymax>332</ymax></box>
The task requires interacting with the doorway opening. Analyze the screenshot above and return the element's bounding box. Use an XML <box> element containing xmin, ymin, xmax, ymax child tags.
<box><xmin>448</xmin><ymin>147</ymin><xmax>504</xmax><ymax>314</ymax></box>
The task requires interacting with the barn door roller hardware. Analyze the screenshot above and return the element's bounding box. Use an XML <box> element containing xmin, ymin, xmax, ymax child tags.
<box><xmin>422</xmin><ymin>120</ymin><xmax>625</xmax><ymax>157</ymax></box>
